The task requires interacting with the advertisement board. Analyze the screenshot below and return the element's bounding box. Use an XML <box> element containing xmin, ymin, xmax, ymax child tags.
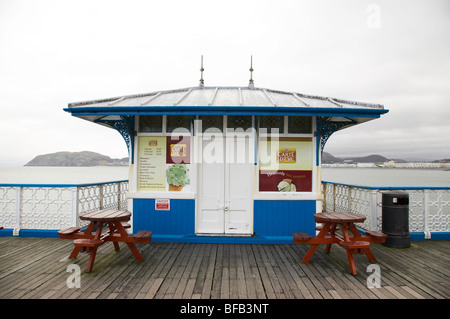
<box><xmin>259</xmin><ymin>137</ymin><xmax>312</xmax><ymax>192</ymax></box>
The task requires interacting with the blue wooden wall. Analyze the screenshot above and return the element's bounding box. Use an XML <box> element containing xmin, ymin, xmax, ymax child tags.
<box><xmin>132</xmin><ymin>199</ymin><xmax>195</xmax><ymax>235</ymax></box>
<box><xmin>254</xmin><ymin>200</ymin><xmax>316</xmax><ymax>237</ymax></box>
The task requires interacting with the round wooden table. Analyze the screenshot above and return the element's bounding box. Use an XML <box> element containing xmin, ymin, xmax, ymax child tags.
<box><xmin>302</xmin><ymin>212</ymin><xmax>378</xmax><ymax>275</ymax></box>
<box><xmin>313</xmin><ymin>212</ymin><xmax>366</xmax><ymax>224</ymax></box>
<box><xmin>74</xmin><ymin>210</ymin><xmax>143</xmax><ymax>272</ymax></box>
<box><xmin>79</xmin><ymin>209</ymin><xmax>132</xmax><ymax>223</ymax></box>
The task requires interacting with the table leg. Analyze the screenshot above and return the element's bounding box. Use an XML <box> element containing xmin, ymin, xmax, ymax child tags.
<box><xmin>69</xmin><ymin>247</ymin><xmax>80</xmax><ymax>259</ymax></box>
<box><xmin>86</xmin><ymin>247</ymin><xmax>98</xmax><ymax>273</ymax></box>
<box><xmin>83</xmin><ymin>222</ymin><xmax>96</xmax><ymax>236</ymax></box>
<box><xmin>348</xmin><ymin>224</ymin><xmax>377</xmax><ymax>262</ymax></box>
<box><xmin>302</xmin><ymin>223</ymin><xmax>332</xmax><ymax>263</ymax></box>
<box><xmin>325</xmin><ymin>224</ymin><xmax>338</xmax><ymax>254</ymax></box>
<box><xmin>107</xmin><ymin>222</ymin><xmax>120</xmax><ymax>251</ymax></box>
<box><xmin>67</xmin><ymin>221</ymin><xmax>97</xmax><ymax>258</ymax></box>
<box><xmin>84</xmin><ymin>221</ymin><xmax>103</xmax><ymax>273</ymax></box>
<box><xmin>345</xmin><ymin>249</ymin><xmax>358</xmax><ymax>275</ymax></box>
<box><xmin>342</xmin><ymin>224</ymin><xmax>351</xmax><ymax>242</ymax></box>
<box><xmin>113</xmin><ymin>222</ymin><xmax>143</xmax><ymax>261</ymax></box>
<box><xmin>126</xmin><ymin>243</ymin><xmax>143</xmax><ymax>261</ymax></box>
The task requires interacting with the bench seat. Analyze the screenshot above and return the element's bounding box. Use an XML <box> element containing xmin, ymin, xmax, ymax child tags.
<box><xmin>292</xmin><ymin>232</ymin><xmax>312</xmax><ymax>244</ymax></box>
<box><xmin>57</xmin><ymin>227</ymin><xmax>81</xmax><ymax>235</ymax></box>
<box><xmin>339</xmin><ymin>241</ymin><xmax>370</xmax><ymax>249</ymax></box>
<box><xmin>74</xmin><ymin>239</ymin><xmax>104</xmax><ymax>248</ymax></box>
<box><xmin>365</xmin><ymin>231</ymin><xmax>388</xmax><ymax>239</ymax></box>
<box><xmin>133</xmin><ymin>230</ymin><xmax>153</xmax><ymax>243</ymax></box>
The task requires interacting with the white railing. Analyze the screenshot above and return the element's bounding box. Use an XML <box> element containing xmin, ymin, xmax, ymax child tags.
<box><xmin>322</xmin><ymin>181</ymin><xmax>450</xmax><ymax>239</ymax></box>
<box><xmin>0</xmin><ymin>180</ymin><xmax>128</xmax><ymax>235</ymax></box>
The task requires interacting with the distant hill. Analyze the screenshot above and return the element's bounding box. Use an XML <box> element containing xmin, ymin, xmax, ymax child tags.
<box><xmin>322</xmin><ymin>152</ymin><xmax>344</xmax><ymax>164</ymax></box>
<box><xmin>342</xmin><ymin>154</ymin><xmax>389</xmax><ymax>163</ymax></box>
<box><xmin>25</xmin><ymin>151</ymin><xmax>129</xmax><ymax>167</ymax></box>
<box><xmin>322</xmin><ymin>152</ymin><xmax>396</xmax><ymax>164</ymax></box>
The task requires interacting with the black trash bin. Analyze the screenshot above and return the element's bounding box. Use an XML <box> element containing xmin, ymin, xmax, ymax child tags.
<box><xmin>382</xmin><ymin>191</ymin><xmax>410</xmax><ymax>248</ymax></box>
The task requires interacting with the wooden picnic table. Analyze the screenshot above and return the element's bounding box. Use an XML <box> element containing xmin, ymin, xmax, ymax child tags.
<box><xmin>58</xmin><ymin>209</ymin><xmax>152</xmax><ymax>273</ymax></box>
<box><xmin>293</xmin><ymin>212</ymin><xmax>387</xmax><ymax>275</ymax></box>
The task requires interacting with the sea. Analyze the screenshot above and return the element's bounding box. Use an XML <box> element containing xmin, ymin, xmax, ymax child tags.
<box><xmin>0</xmin><ymin>166</ymin><xmax>449</xmax><ymax>187</ymax></box>
<box><xmin>0</xmin><ymin>166</ymin><xmax>129</xmax><ymax>185</ymax></box>
<box><xmin>321</xmin><ymin>167</ymin><xmax>450</xmax><ymax>187</ymax></box>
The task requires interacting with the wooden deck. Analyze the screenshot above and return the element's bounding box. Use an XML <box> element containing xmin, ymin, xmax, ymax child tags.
<box><xmin>0</xmin><ymin>236</ymin><xmax>448</xmax><ymax>300</ymax></box>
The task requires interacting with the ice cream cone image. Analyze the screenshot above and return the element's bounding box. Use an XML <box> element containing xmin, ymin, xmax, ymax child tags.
<box><xmin>169</xmin><ymin>184</ymin><xmax>183</xmax><ymax>191</ymax></box>
<box><xmin>166</xmin><ymin>164</ymin><xmax>190</xmax><ymax>192</ymax></box>
<box><xmin>277</xmin><ymin>178</ymin><xmax>296</xmax><ymax>192</ymax></box>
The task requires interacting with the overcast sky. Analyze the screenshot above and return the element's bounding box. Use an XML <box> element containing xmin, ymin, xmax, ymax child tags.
<box><xmin>1</xmin><ymin>0</ymin><xmax>449</xmax><ymax>165</ymax></box>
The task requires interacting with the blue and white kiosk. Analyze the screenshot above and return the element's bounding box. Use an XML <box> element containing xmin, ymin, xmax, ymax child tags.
<box><xmin>65</xmin><ymin>80</ymin><xmax>388</xmax><ymax>243</ymax></box>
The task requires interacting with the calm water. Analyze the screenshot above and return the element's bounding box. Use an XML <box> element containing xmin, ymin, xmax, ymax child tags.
<box><xmin>0</xmin><ymin>166</ymin><xmax>449</xmax><ymax>187</ymax></box>
<box><xmin>322</xmin><ymin>167</ymin><xmax>450</xmax><ymax>187</ymax></box>
<box><xmin>0</xmin><ymin>166</ymin><xmax>129</xmax><ymax>184</ymax></box>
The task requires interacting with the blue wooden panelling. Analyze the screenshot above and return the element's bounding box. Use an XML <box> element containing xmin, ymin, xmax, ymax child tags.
<box><xmin>254</xmin><ymin>200</ymin><xmax>316</xmax><ymax>237</ymax></box>
<box><xmin>132</xmin><ymin>198</ymin><xmax>195</xmax><ymax>235</ymax></box>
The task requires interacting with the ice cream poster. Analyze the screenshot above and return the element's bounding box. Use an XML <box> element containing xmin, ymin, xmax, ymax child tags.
<box><xmin>138</xmin><ymin>136</ymin><xmax>191</xmax><ymax>192</ymax></box>
<box><xmin>259</xmin><ymin>137</ymin><xmax>312</xmax><ymax>192</ymax></box>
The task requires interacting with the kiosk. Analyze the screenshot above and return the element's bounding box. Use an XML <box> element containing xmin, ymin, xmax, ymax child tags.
<box><xmin>65</xmin><ymin>84</ymin><xmax>388</xmax><ymax>243</ymax></box>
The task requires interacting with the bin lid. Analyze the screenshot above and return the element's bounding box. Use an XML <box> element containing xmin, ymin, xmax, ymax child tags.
<box><xmin>382</xmin><ymin>191</ymin><xmax>409</xmax><ymax>197</ymax></box>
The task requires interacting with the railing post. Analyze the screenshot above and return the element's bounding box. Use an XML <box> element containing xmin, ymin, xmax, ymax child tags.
<box><xmin>370</xmin><ymin>189</ymin><xmax>378</xmax><ymax>231</ymax></box>
<box><xmin>332</xmin><ymin>183</ymin><xmax>336</xmax><ymax>212</ymax></box>
<box><xmin>71</xmin><ymin>187</ymin><xmax>79</xmax><ymax>227</ymax></box>
<box><xmin>99</xmin><ymin>184</ymin><xmax>103</xmax><ymax>210</ymax></box>
<box><xmin>423</xmin><ymin>189</ymin><xmax>431</xmax><ymax>239</ymax></box>
<box><xmin>117</xmin><ymin>182</ymin><xmax>121</xmax><ymax>210</ymax></box>
<box><xmin>14</xmin><ymin>187</ymin><xmax>21</xmax><ymax>236</ymax></box>
<box><xmin>348</xmin><ymin>186</ymin><xmax>352</xmax><ymax>213</ymax></box>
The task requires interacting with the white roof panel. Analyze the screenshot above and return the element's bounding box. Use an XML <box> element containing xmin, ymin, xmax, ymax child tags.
<box><xmin>68</xmin><ymin>86</ymin><xmax>385</xmax><ymax>110</ymax></box>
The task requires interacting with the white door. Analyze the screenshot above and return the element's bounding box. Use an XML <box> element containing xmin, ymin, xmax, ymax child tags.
<box><xmin>197</xmin><ymin>134</ymin><xmax>254</xmax><ymax>235</ymax></box>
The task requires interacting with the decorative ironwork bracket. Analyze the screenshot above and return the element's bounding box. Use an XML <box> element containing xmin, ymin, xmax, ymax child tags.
<box><xmin>95</xmin><ymin>116</ymin><xmax>135</xmax><ymax>164</ymax></box>
<box><xmin>316</xmin><ymin>117</ymin><xmax>353</xmax><ymax>165</ymax></box>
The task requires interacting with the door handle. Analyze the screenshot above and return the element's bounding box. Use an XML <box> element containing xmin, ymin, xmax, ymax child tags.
<box><xmin>224</xmin><ymin>206</ymin><xmax>229</xmax><ymax>211</ymax></box>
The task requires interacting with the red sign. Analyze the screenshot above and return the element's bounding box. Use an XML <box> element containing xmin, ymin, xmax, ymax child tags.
<box><xmin>155</xmin><ymin>199</ymin><xmax>170</xmax><ymax>211</ymax></box>
<box><xmin>166</xmin><ymin>136</ymin><xmax>190</xmax><ymax>164</ymax></box>
<box><xmin>259</xmin><ymin>170</ymin><xmax>312</xmax><ymax>192</ymax></box>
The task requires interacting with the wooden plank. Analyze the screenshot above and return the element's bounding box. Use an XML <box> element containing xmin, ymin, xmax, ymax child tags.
<box><xmin>210</xmin><ymin>244</ymin><xmax>223</xmax><ymax>299</ymax></box>
<box><xmin>200</xmin><ymin>244</ymin><xmax>217</xmax><ymax>299</ymax></box>
<box><xmin>0</xmin><ymin>237</ymin><xmax>449</xmax><ymax>299</ymax></box>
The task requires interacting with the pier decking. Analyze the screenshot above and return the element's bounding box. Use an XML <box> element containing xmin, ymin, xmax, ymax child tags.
<box><xmin>0</xmin><ymin>236</ymin><xmax>448</xmax><ymax>299</ymax></box>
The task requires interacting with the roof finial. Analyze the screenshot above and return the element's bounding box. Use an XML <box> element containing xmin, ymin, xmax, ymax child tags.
<box><xmin>199</xmin><ymin>55</ymin><xmax>205</xmax><ymax>88</ymax></box>
<box><xmin>249</xmin><ymin>55</ymin><xmax>254</xmax><ymax>89</ymax></box>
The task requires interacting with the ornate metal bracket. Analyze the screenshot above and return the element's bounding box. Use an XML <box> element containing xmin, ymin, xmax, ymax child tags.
<box><xmin>316</xmin><ymin>117</ymin><xmax>353</xmax><ymax>165</ymax></box>
<box><xmin>95</xmin><ymin>115</ymin><xmax>135</xmax><ymax>164</ymax></box>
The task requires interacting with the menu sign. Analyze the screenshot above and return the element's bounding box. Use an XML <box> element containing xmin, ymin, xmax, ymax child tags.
<box><xmin>138</xmin><ymin>136</ymin><xmax>191</xmax><ymax>192</ymax></box>
<box><xmin>138</xmin><ymin>137</ymin><xmax>167</xmax><ymax>191</ymax></box>
<box><xmin>259</xmin><ymin>137</ymin><xmax>312</xmax><ymax>192</ymax></box>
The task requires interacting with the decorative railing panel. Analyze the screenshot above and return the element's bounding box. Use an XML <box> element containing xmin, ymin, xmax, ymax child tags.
<box><xmin>322</xmin><ymin>181</ymin><xmax>450</xmax><ymax>239</ymax></box>
<box><xmin>0</xmin><ymin>181</ymin><xmax>128</xmax><ymax>235</ymax></box>
<box><xmin>0</xmin><ymin>186</ymin><xmax>17</xmax><ymax>229</ymax></box>
<box><xmin>20</xmin><ymin>187</ymin><xmax>73</xmax><ymax>230</ymax></box>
